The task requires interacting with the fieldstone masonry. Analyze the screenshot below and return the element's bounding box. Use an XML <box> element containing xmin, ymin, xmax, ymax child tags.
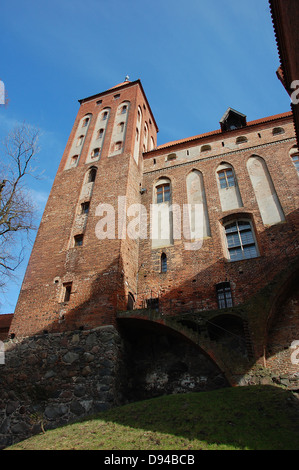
<box><xmin>0</xmin><ymin>326</ymin><xmax>126</xmax><ymax>449</ymax></box>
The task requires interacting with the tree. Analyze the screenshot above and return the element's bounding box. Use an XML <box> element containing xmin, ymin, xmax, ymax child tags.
<box><xmin>0</xmin><ymin>122</ymin><xmax>40</xmax><ymax>290</ymax></box>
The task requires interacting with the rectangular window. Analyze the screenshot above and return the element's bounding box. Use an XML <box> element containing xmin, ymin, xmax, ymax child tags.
<box><xmin>81</xmin><ymin>202</ymin><xmax>90</xmax><ymax>214</ymax></box>
<box><xmin>218</xmin><ymin>169</ymin><xmax>235</xmax><ymax>189</ymax></box>
<box><xmin>156</xmin><ymin>184</ymin><xmax>170</xmax><ymax>203</ymax></box>
<box><xmin>74</xmin><ymin>234</ymin><xmax>84</xmax><ymax>246</ymax></box>
<box><xmin>216</xmin><ymin>282</ymin><xmax>233</xmax><ymax>309</ymax></box>
<box><xmin>63</xmin><ymin>282</ymin><xmax>72</xmax><ymax>302</ymax></box>
<box><xmin>225</xmin><ymin>220</ymin><xmax>258</xmax><ymax>261</ymax></box>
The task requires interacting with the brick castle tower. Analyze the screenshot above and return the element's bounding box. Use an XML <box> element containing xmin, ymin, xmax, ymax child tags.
<box><xmin>10</xmin><ymin>79</ymin><xmax>158</xmax><ymax>337</ymax></box>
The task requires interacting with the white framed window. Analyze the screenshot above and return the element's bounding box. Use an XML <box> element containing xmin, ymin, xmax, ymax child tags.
<box><xmin>224</xmin><ymin>220</ymin><xmax>258</xmax><ymax>261</ymax></box>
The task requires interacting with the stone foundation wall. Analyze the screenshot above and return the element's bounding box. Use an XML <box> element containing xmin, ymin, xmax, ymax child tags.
<box><xmin>0</xmin><ymin>326</ymin><xmax>125</xmax><ymax>449</ymax></box>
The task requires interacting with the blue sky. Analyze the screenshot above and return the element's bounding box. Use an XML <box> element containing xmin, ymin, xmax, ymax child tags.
<box><xmin>0</xmin><ymin>0</ymin><xmax>291</xmax><ymax>313</ymax></box>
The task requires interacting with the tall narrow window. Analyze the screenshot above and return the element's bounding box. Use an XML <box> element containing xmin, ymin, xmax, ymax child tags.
<box><xmin>88</xmin><ymin>167</ymin><xmax>97</xmax><ymax>183</ymax></box>
<box><xmin>77</xmin><ymin>135</ymin><xmax>84</xmax><ymax>147</ymax></box>
<box><xmin>156</xmin><ymin>183</ymin><xmax>170</xmax><ymax>203</ymax></box>
<box><xmin>81</xmin><ymin>201</ymin><xmax>90</xmax><ymax>214</ymax></box>
<box><xmin>63</xmin><ymin>282</ymin><xmax>72</xmax><ymax>302</ymax></box>
<box><xmin>224</xmin><ymin>220</ymin><xmax>258</xmax><ymax>261</ymax></box>
<box><xmin>102</xmin><ymin>111</ymin><xmax>108</xmax><ymax>120</ymax></box>
<box><xmin>121</xmin><ymin>105</ymin><xmax>127</xmax><ymax>114</ymax></box>
<box><xmin>97</xmin><ymin>129</ymin><xmax>104</xmax><ymax>139</ymax></box>
<box><xmin>161</xmin><ymin>253</ymin><xmax>167</xmax><ymax>272</ymax></box>
<box><xmin>82</xmin><ymin>117</ymin><xmax>89</xmax><ymax>127</ymax></box>
<box><xmin>216</xmin><ymin>282</ymin><xmax>233</xmax><ymax>309</ymax></box>
<box><xmin>247</xmin><ymin>155</ymin><xmax>285</xmax><ymax>225</ymax></box>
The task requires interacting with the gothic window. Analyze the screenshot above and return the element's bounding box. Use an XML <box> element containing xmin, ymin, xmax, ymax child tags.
<box><xmin>247</xmin><ymin>155</ymin><xmax>285</xmax><ymax>225</ymax></box>
<box><xmin>115</xmin><ymin>141</ymin><xmax>122</xmax><ymax>151</ymax></box>
<box><xmin>186</xmin><ymin>170</ymin><xmax>211</xmax><ymax>238</ymax></box>
<box><xmin>161</xmin><ymin>253</ymin><xmax>167</xmax><ymax>272</ymax></box>
<box><xmin>216</xmin><ymin>282</ymin><xmax>233</xmax><ymax>309</ymax></box>
<box><xmin>82</xmin><ymin>117</ymin><xmax>89</xmax><ymax>127</ymax></box>
<box><xmin>224</xmin><ymin>220</ymin><xmax>258</xmax><ymax>261</ymax></box>
<box><xmin>119</xmin><ymin>122</ymin><xmax>125</xmax><ymax>133</ymax></box>
<box><xmin>156</xmin><ymin>183</ymin><xmax>171</xmax><ymax>203</ymax></box>
<box><xmin>216</xmin><ymin>163</ymin><xmax>243</xmax><ymax>211</ymax></box>
<box><xmin>121</xmin><ymin>105</ymin><xmax>127</xmax><ymax>114</ymax></box>
<box><xmin>102</xmin><ymin>111</ymin><xmax>109</xmax><ymax>120</ymax></box>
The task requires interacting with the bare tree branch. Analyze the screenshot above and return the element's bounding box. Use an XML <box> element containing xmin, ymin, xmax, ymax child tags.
<box><xmin>0</xmin><ymin>122</ymin><xmax>40</xmax><ymax>291</ymax></box>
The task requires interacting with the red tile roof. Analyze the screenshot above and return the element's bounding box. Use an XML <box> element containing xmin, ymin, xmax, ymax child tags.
<box><xmin>154</xmin><ymin>111</ymin><xmax>293</xmax><ymax>152</ymax></box>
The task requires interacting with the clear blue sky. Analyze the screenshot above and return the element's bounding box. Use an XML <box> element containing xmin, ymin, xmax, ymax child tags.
<box><xmin>0</xmin><ymin>0</ymin><xmax>291</xmax><ymax>313</ymax></box>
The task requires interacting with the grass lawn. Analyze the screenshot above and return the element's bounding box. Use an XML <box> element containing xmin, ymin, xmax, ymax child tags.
<box><xmin>6</xmin><ymin>385</ymin><xmax>299</xmax><ymax>451</ymax></box>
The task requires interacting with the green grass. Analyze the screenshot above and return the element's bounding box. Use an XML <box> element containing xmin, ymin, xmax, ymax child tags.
<box><xmin>6</xmin><ymin>385</ymin><xmax>299</xmax><ymax>450</ymax></box>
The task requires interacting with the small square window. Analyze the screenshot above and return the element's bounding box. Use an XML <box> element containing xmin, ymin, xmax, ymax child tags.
<box><xmin>74</xmin><ymin>234</ymin><xmax>83</xmax><ymax>247</ymax></box>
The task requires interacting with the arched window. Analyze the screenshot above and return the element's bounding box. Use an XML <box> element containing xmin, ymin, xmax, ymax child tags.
<box><xmin>247</xmin><ymin>155</ymin><xmax>285</xmax><ymax>225</ymax></box>
<box><xmin>97</xmin><ymin>129</ymin><xmax>104</xmax><ymax>139</ymax></box>
<box><xmin>91</xmin><ymin>148</ymin><xmax>100</xmax><ymax>159</ymax></box>
<box><xmin>161</xmin><ymin>253</ymin><xmax>167</xmax><ymax>272</ymax></box>
<box><xmin>152</xmin><ymin>177</ymin><xmax>173</xmax><ymax>248</ymax></box>
<box><xmin>201</xmin><ymin>144</ymin><xmax>211</xmax><ymax>152</ymax></box>
<box><xmin>88</xmin><ymin>167</ymin><xmax>97</xmax><ymax>183</ymax></box>
<box><xmin>224</xmin><ymin>219</ymin><xmax>258</xmax><ymax>261</ymax></box>
<box><xmin>82</xmin><ymin>117</ymin><xmax>90</xmax><ymax>127</ymax></box>
<box><xmin>77</xmin><ymin>135</ymin><xmax>84</xmax><ymax>147</ymax></box>
<box><xmin>102</xmin><ymin>111</ymin><xmax>109</xmax><ymax>120</ymax></box>
<box><xmin>186</xmin><ymin>170</ymin><xmax>211</xmax><ymax>238</ymax></box>
<box><xmin>216</xmin><ymin>163</ymin><xmax>243</xmax><ymax>211</ymax></box>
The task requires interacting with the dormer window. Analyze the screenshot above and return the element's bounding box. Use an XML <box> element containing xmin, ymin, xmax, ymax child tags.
<box><xmin>220</xmin><ymin>108</ymin><xmax>247</xmax><ymax>132</ymax></box>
